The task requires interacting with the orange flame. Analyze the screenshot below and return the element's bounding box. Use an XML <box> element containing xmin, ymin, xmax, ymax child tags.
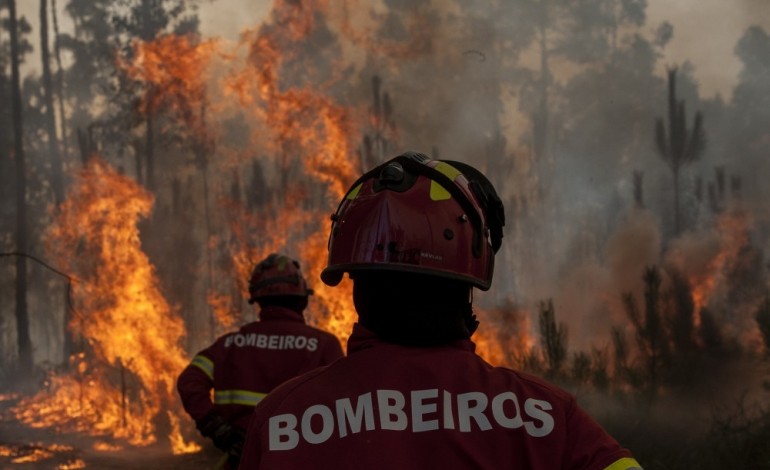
<box><xmin>13</xmin><ymin>159</ymin><xmax>198</xmax><ymax>453</ymax></box>
<box><xmin>672</xmin><ymin>210</ymin><xmax>752</xmax><ymax>323</ymax></box>
<box><xmin>117</xmin><ymin>33</ymin><xmax>220</xmax><ymax>134</ymax></box>
<box><xmin>216</xmin><ymin>0</ymin><xmax>360</xmax><ymax>341</ymax></box>
<box><xmin>473</xmin><ymin>303</ymin><xmax>535</xmax><ymax>367</ymax></box>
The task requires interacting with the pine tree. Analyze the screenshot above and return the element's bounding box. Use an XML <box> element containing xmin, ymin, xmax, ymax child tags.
<box><xmin>538</xmin><ymin>299</ymin><xmax>567</xmax><ymax>379</ymax></box>
<box><xmin>654</xmin><ymin>67</ymin><xmax>706</xmax><ymax>235</ymax></box>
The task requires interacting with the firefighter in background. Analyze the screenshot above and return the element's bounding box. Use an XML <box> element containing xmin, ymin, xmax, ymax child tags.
<box><xmin>238</xmin><ymin>152</ymin><xmax>643</xmax><ymax>470</ymax></box>
<box><xmin>177</xmin><ymin>253</ymin><xmax>344</xmax><ymax>469</ymax></box>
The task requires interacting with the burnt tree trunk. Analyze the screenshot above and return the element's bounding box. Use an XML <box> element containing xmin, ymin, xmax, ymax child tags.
<box><xmin>51</xmin><ymin>0</ymin><xmax>68</xmax><ymax>160</ymax></box>
<box><xmin>10</xmin><ymin>0</ymin><xmax>34</xmax><ymax>372</ymax></box>
<box><xmin>146</xmin><ymin>115</ymin><xmax>155</xmax><ymax>190</ymax></box>
<box><xmin>40</xmin><ymin>0</ymin><xmax>65</xmax><ymax>203</ymax></box>
<box><xmin>41</xmin><ymin>0</ymin><xmax>75</xmax><ymax>363</ymax></box>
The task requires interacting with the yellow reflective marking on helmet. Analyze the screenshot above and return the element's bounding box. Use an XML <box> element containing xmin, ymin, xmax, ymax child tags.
<box><xmin>214</xmin><ymin>389</ymin><xmax>267</xmax><ymax>407</ymax></box>
<box><xmin>603</xmin><ymin>457</ymin><xmax>643</xmax><ymax>470</ymax></box>
<box><xmin>191</xmin><ymin>354</ymin><xmax>214</xmax><ymax>380</ymax></box>
<box><xmin>430</xmin><ymin>162</ymin><xmax>463</xmax><ymax>201</ymax></box>
<box><xmin>346</xmin><ymin>183</ymin><xmax>363</xmax><ymax>200</ymax></box>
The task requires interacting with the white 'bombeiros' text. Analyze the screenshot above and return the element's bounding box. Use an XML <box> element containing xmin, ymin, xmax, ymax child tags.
<box><xmin>268</xmin><ymin>388</ymin><xmax>555</xmax><ymax>450</ymax></box>
<box><xmin>224</xmin><ymin>333</ymin><xmax>319</xmax><ymax>351</ymax></box>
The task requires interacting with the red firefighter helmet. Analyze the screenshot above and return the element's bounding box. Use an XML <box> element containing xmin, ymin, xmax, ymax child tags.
<box><xmin>248</xmin><ymin>253</ymin><xmax>313</xmax><ymax>304</ymax></box>
<box><xmin>321</xmin><ymin>151</ymin><xmax>505</xmax><ymax>290</ymax></box>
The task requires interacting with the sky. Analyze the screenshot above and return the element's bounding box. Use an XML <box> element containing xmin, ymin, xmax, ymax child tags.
<box><xmin>16</xmin><ymin>0</ymin><xmax>770</xmax><ymax>100</ymax></box>
<box><xmin>645</xmin><ymin>0</ymin><xmax>770</xmax><ymax>99</ymax></box>
<box><xmin>193</xmin><ymin>0</ymin><xmax>770</xmax><ymax>100</ymax></box>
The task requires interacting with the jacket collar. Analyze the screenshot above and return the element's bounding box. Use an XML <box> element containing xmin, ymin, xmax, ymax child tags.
<box><xmin>257</xmin><ymin>305</ymin><xmax>306</xmax><ymax>323</ymax></box>
<box><xmin>346</xmin><ymin>323</ymin><xmax>477</xmax><ymax>354</ymax></box>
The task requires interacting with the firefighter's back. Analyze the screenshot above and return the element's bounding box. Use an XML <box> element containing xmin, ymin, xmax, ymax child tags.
<box><xmin>240</xmin><ymin>324</ymin><xmax>632</xmax><ymax>470</ymax></box>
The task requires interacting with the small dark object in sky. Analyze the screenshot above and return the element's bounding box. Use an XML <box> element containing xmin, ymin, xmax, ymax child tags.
<box><xmin>463</xmin><ymin>49</ymin><xmax>486</xmax><ymax>62</ymax></box>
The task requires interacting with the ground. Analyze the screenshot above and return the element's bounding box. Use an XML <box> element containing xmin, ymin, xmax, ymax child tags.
<box><xmin>0</xmin><ymin>394</ymin><xmax>224</xmax><ymax>470</ymax></box>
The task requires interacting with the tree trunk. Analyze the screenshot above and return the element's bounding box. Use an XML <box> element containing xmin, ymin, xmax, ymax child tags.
<box><xmin>673</xmin><ymin>166</ymin><xmax>680</xmax><ymax>236</ymax></box>
<box><xmin>146</xmin><ymin>113</ymin><xmax>155</xmax><ymax>190</ymax></box>
<box><xmin>534</xmin><ymin>17</ymin><xmax>550</xmax><ymax>167</ymax></box>
<box><xmin>40</xmin><ymin>0</ymin><xmax>65</xmax><ymax>204</ymax></box>
<box><xmin>41</xmin><ymin>0</ymin><xmax>74</xmax><ymax>363</ymax></box>
<box><xmin>10</xmin><ymin>0</ymin><xmax>34</xmax><ymax>372</ymax></box>
<box><xmin>51</xmin><ymin>0</ymin><xmax>69</xmax><ymax>160</ymax></box>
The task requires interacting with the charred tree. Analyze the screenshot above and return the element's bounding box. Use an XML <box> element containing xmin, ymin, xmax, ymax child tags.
<box><xmin>40</xmin><ymin>0</ymin><xmax>65</xmax><ymax>204</ymax></box>
<box><xmin>666</xmin><ymin>269</ymin><xmax>696</xmax><ymax>353</ymax></box>
<box><xmin>698</xmin><ymin>307</ymin><xmax>724</xmax><ymax>352</ymax></box>
<box><xmin>590</xmin><ymin>346</ymin><xmax>610</xmax><ymax>392</ymax></box>
<box><xmin>611</xmin><ymin>326</ymin><xmax>642</xmax><ymax>392</ymax></box>
<box><xmin>570</xmin><ymin>351</ymin><xmax>591</xmax><ymax>388</ymax></box>
<box><xmin>654</xmin><ymin>67</ymin><xmax>705</xmax><ymax>236</ymax></box>
<box><xmin>51</xmin><ymin>0</ymin><xmax>67</xmax><ymax>158</ymax></box>
<box><xmin>9</xmin><ymin>0</ymin><xmax>33</xmax><ymax>372</ymax></box>
<box><xmin>247</xmin><ymin>158</ymin><xmax>269</xmax><ymax>210</ymax></box>
<box><xmin>538</xmin><ymin>299</ymin><xmax>567</xmax><ymax>379</ymax></box>
<box><xmin>145</xmin><ymin>113</ymin><xmax>155</xmax><ymax>190</ymax></box>
<box><xmin>360</xmin><ymin>75</ymin><xmax>395</xmax><ymax>171</ymax></box>
<box><xmin>622</xmin><ymin>266</ymin><xmax>669</xmax><ymax>396</ymax></box>
<box><xmin>41</xmin><ymin>0</ymin><xmax>75</xmax><ymax>363</ymax></box>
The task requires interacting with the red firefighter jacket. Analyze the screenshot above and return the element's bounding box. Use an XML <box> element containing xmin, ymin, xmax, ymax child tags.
<box><xmin>177</xmin><ymin>306</ymin><xmax>344</xmax><ymax>430</ymax></box>
<box><xmin>238</xmin><ymin>323</ymin><xmax>642</xmax><ymax>470</ymax></box>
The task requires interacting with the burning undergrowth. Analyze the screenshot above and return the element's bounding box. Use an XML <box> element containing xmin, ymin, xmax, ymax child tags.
<box><xmin>11</xmin><ymin>160</ymin><xmax>199</xmax><ymax>453</ymax></box>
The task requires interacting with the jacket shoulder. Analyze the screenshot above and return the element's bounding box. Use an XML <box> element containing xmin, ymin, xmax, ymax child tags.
<box><xmin>488</xmin><ymin>363</ymin><xmax>576</xmax><ymax>404</ymax></box>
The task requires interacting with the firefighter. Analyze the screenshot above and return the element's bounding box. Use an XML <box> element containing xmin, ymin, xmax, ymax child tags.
<box><xmin>176</xmin><ymin>253</ymin><xmax>344</xmax><ymax>469</ymax></box>
<box><xmin>238</xmin><ymin>152</ymin><xmax>643</xmax><ymax>469</ymax></box>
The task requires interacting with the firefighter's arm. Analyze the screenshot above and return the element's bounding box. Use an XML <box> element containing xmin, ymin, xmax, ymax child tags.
<box><xmin>176</xmin><ymin>354</ymin><xmax>216</xmax><ymax>422</ymax></box>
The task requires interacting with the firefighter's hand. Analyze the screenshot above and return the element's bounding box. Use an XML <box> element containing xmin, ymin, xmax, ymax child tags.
<box><xmin>196</xmin><ymin>412</ymin><xmax>246</xmax><ymax>458</ymax></box>
<box><xmin>225</xmin><ymin>429</ymin><xmax>245</xmax><ymax>467</ymax></box>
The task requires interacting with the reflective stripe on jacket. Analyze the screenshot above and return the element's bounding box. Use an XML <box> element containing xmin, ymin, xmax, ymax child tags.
<box><xmin>177</xmin><ymin>306</ymin><xmax>344</xmax><ymax>430</ymax></box>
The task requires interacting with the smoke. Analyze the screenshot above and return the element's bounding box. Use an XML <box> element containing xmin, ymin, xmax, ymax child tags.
<box><xmin>7</xmin><ymin>0</ymin><xmax>770</xmax><ymax>398</ymax></box>
<box><xmin>646</xmin><ymin>0</ymin><xmax>770</xmax><ymax>99</ymax></box>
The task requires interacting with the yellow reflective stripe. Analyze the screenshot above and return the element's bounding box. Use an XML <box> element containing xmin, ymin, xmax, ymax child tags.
<box><xmin>429</xmin><ymin>181</ymin><xmax>451</xmax><ymax>201</ymax></box>
<box><xmin>604</xmin><ymin>457</ymin><xmax>643</xmax><ymax>470</ymax></box>
<box><xmin>429</xmin><ymin>162</ymin><xmax>463</xmax><ymax>201</ymax></box>
<box><xmin>191</xmin><ymin>355</ymin><xmax>214</xmax><ymax>380</ymax></box>
<box><xmin>434</xmin><ymin>161</ymin><xmax>463</xmax><ymax>180</ymax></box>
<box><xmin>346</xmin><ymin>183</ymin><xmax>363</xmax><ymax>200</ymax></box>
<box><xmin>214</xmin><ymin>389</ymin><xmax>267</xmax><ymax>406</ymax></box>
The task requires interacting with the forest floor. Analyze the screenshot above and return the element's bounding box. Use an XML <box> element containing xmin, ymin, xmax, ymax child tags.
<box><xmin>0</xmin><ymin>394</ymin><xmax>223</xmax><ymax>470</ymax></box>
